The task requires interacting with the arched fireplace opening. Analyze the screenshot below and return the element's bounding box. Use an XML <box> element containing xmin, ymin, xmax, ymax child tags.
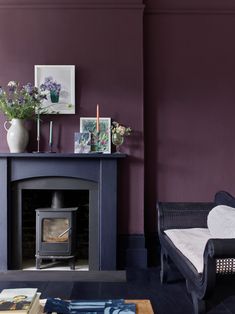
<box><xmin>10</xmin><ymin>177</ymin><xmax>98</xmax><ymax>271</ymax></box>
<box><xmin>23</xmin><ymin>189</ymin><xmax>89</xmax><ymax>270</ymax></box>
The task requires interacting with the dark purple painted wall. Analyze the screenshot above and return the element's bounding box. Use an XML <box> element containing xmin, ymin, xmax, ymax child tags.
<box><xmin>145</xmin><ymin>0</ymin><xmax>235</xmax><ymax>231</ymax></box>
<box><xmin>2</xmin><ymin>0</ymin><xmax>234</xmax><ymax>238</ymax></box>
<box><xmin>0</xmin><ymin>0</ymin><xmax>144</xmax><ymax>234</ymax></box>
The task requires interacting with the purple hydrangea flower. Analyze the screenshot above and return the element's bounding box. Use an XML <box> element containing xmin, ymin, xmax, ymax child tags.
<box><xmin>40</xmin><ymin>77</ymin><xmax>61</xmax><ymax>94</ymax></box>
<box><xmin>40</xmin><ymin>83</ymin><xmax>46</xmax><ymax>91</ymax></box>
<box><xmin>45</xmin><ymin>76</ymin><xmax>53</xmax><ymax>83</ymax></box>
<box><xmin>0</xmin><ymin>80</ymin><xmax>47</xmax><ymax>119</ymax></box>
<box><xmin>7</xmin><ymin>81</ymin><xmax>17</xmax><ymax>92</ymax></box>
<box><xmin>18</xmin><ymin>97</ymin><xmax>24</xmax><ymax>104</ymax></box>
<box><xmin>23</xmin><ymin>83</ymin><xmax>33</xmax><ymax>94</ymax></box>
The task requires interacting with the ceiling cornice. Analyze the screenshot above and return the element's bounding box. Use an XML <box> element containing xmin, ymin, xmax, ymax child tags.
<box><xmin>0</xmin><ymin>0</ymin><xmax>145</xmax><ymax>10</ymax></box>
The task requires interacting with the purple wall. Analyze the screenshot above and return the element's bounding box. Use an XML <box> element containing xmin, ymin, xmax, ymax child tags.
<box><xmin>1</xmin><ymin>0</ymin><xmax>234</xmax><ymax>238</ymax></box>
<box><xmin>0</xmin><ymin>0</ymin><xmax>145</xmax><ymax>235</ymax></box>
<box><xmin>145</xmin><ymin>0</ymin><xmax>235</xmax><ymax>231</ymax></box>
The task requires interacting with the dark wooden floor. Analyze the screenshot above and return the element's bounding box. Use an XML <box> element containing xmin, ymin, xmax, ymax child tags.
<box><xmin>0</xmin><ymin>267</ymin><xmax>234</xmax><ymax>313</ymax></box>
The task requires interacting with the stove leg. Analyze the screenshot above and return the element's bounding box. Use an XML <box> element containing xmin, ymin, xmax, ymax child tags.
<box><xmin>70</xmin><ymin>257</ymin><xmax>75</xmax><ymax>270</ymax></box>
<box><xmin>36</xmin><ymin>257</ymin><xmax>41</xmax><ymax>269</ymax></box>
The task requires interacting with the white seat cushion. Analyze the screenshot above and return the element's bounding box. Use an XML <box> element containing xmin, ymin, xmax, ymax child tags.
<box><xmin>207</xmin><ymin>205</ymin><xmax>235</xmax><ymax>238</ymax></box>
<box><xmin>164</xmin><ymin>228</ymin><xmax>211</xmax><ymax>273</ymax></box>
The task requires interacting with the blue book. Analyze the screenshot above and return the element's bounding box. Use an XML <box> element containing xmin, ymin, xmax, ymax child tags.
<box><xmin>44</xmin><ymin>298</ymin><xmax>70</xmax><ymax>313</ymax></box>
<box><xmin>104</xmin><ymin>300</ymin><xmax>136</xmax><ymax>314</ymax></box>
<box><xmin>44</xmin><ymin>298</ymin><xmax>135</xmax><ymax>314</ymax></box>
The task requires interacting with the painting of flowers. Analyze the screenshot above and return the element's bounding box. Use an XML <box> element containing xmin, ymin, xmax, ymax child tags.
<box><xmin>74</xmin><ymin>132</ymin><xmax>91</xmax><ymax>153</ymax></box>
<box><xmin>34</xmin><ymin>65</ymin><xmax>75</xmax><ymax>114</ymax></box>
<box><xmin>80</xmin><ymin>117</ymin><xmax>111</xmax><ymax>153</ymax></box>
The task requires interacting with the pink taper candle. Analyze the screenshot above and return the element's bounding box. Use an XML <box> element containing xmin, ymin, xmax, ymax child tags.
<box><xmin>96</xmin><ymin>104</ymin><xmax>100</xmax><ymax>133</ymax></box>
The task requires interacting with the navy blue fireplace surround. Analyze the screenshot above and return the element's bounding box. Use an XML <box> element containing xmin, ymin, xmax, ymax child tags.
<box><xmin>0</xmin><ymin>153</ymin><xmax>125</xmax><ymax>271</ymax></box>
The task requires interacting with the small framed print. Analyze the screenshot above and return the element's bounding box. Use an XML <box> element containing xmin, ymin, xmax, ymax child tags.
<box><xmin>80</xmin><ymin>117</ymin><xmax>111</xmax><ymax>153</ymax></box>
<box><xmin>74</xmin><ymin>132</ymin><xmax>91</xmax><ymax>153</ymax></box>
<box><xmin>34</xmin><ymin>65</ymin><xmax>75</xmax><ymax>114</ymax></box>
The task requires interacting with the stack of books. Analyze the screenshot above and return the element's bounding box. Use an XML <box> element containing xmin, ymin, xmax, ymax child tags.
<box><xmin>0</xmin><ymin>288</ymin><xmax>41</xmax><ymax>314</ymax></box>
<box><xmin>44</xmin><ymin>298</ymin><xmax>136</xmax><ymax>313</ymax></box>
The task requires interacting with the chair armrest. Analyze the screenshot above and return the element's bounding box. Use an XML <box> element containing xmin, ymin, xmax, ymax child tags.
<box><xmin>206</xmin><ymin>239</ymin><xmax>235</xmax><ymax>258</ymax></box>
<box><xmin>202</xmin><ymin>238</ymin><xmax>235</xmax><ymax>284</ymax></box>
<box><xmin>188</xmin><ymin>238</ymin><xmax>235</xmax><ymax>299</ymax></box>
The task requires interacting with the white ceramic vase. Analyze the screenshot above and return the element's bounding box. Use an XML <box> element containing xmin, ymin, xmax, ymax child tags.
<box><xmin>4</xmin><ymin>119</ymin><xmax>29</xmax><ymax>153</ymax></box>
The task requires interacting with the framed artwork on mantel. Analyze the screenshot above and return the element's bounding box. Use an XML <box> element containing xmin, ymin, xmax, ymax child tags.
<box><xmin>80</xmin><ymin>117</ymin><xmax>111</xmax><ymax>153</ymax></box>
<box><xmin>34</xmin><ymin>65</ymin><xmax>75</xmax><ymax>114</ymax></box>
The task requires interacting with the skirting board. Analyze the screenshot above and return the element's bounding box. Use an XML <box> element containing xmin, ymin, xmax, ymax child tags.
<box><xmin>117</xmin><ymin>234</ymin><xmax>147</xmax><ymax>269</ymax></box>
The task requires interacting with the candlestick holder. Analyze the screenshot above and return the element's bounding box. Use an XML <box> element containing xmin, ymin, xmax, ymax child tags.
<box><xmin>47</xmin><ymin>142</ymin><xmax>55</xmax><ymax>153</ymax></box>
<box><xmin>37</xmin><ymin>136</ymin><xmax>40</xmax><ymax>153</ymax></box>
<box><xmin>32</xmin><ymin>113</ymin><xmax>44</xmax><ymax>153</ymax></box>
<box><xmin>32</xmin><ymin>137</ymin><xmax>44</xmax><ymax>153</ymax></box>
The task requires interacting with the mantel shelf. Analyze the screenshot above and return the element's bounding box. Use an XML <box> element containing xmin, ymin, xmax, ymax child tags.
<box><xmin>0</xmin><ymin>152</ymin><xmax>126</xmax><ymax>159</ymax></box>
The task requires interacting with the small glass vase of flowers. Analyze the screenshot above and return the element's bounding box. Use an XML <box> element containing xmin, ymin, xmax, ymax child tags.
<box><xmin>111</xmin><ymin>121</ymin><xmax>131</xmax><ymax>153</ymax></box>
<box><xmin>40</xmin><ymin>76</ymin><xmax>61</xmax><ymax>103</ymax></box>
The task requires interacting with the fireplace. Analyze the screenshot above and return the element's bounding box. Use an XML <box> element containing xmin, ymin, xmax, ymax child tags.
<box><xmin>0</xmin><ymin>153</ymin><xmax>125</xmax><ymax>271</ymax></box>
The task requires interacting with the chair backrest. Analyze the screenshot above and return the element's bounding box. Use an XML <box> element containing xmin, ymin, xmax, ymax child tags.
<box><xmin>214</xmin><ymin>190</ymin><xmax>235</xmax><ymax>207</ymax></box>
<box><xmin>157</xmin><ymin>202</ymin><xmax>215</xmax><ymax>233</ymax></box>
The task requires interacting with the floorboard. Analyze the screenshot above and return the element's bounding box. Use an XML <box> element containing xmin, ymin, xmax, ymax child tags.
<box><xmin>0</xmin><ymin>267</ymin><xmax>234</xmax><ymax>313</ymax></box>
<box><xmin>0</xmin><ymin>270</ymin><xmax>126</xmax><ymax>282</ymax></box>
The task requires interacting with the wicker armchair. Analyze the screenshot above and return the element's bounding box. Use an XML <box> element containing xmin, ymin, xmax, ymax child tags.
<box><xmin>157</xmin><ymin>202</ymin><xmax>235</xmax><ymax>314</ymax></box>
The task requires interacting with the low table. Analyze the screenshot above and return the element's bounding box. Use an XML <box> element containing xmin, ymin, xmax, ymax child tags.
<box><xmin>40</xmin><ymin>299</ymin><xmax>154</xmax><ymax>314</ymax></box>
<box><xmin>126</xmin><ymin>300</ymin><xmax>154</xmax><ymax>314</ymax></box>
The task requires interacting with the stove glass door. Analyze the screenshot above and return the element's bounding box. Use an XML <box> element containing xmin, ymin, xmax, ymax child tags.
<box><xmin>42</xmin><ymin>218</ymin><xmax>69</xmax><ymax>243</ymax></box>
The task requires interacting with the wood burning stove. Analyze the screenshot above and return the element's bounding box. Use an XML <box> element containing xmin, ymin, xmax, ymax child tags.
<box><xmin>35</xmin><ymin>191</ymin><xmax>78</xmax><ymax>269</ymax></box>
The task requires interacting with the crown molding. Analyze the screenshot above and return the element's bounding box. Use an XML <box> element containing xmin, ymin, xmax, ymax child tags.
<box><xmin>144</xmin><ymin>0</ymin><xmax>235</xmax><ymax>15</ymax></box>
<box><xmin>0</xmin><ymin>0</ymin><xmax>145</xmax><ymax>10</ymax></box>
<box><xmin>145</xmin><ymin>9</ymin><xmax>235</xmax><ymax>15</ymax></box>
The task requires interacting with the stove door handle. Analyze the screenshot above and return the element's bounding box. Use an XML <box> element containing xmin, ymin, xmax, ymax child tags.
<box><xmin>58</xmin><ymin>227</ymin><xmax>71</xmax><ymax>238</ymax></box>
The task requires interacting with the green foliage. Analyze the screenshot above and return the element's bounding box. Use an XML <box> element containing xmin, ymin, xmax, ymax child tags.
<box><xmin>0</xmin><ymin>81</ymin><xmax>46</xmax><ymax>120</ymax></box>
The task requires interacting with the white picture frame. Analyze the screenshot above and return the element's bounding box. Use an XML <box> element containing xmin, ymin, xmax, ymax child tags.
<box><xmin>80</xmin><ymin>117</ymin><xmax>111</xmax><ymax>153</ymax></box>
<box><xmin>34</xmin><ymin>65</ymin><xmax>75</xmax><ymax>114</ymax></box>
<box><xmin>74</xmin><ymin>132</ymin><xmax>91</xmax><ymax>154</ymax></box>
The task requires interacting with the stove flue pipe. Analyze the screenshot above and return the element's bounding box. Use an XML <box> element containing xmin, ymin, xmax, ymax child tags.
<box><xmin>51</xmin><ymin>190</ymin><xmax>64</xmax><ymax>209</ymax></box>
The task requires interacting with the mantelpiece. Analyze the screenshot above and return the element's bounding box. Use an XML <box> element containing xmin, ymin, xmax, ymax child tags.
<box><xmin>0</xmin><ymin>153</ymin><xmax>125</xmax><ymax>271</ymax></box>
